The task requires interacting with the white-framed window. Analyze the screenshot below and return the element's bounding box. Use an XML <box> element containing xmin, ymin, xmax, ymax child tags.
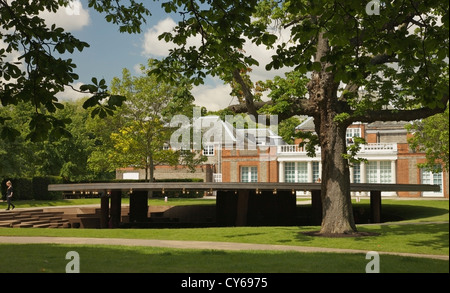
<box><xmin>346</xmin><ymin>128</ymin><xmax>361</xmax><ymax>144</ymax></box>
<box><xmin>366</xmin><ymin>161</ymin><xmax>378</xmax><ymax>183</ymax></box>
<box><xmin>241</xmin><ymin>166</ymin><xmax>258</xmax><ymax>183</ymax></box>
<box><xmin>421</xmin><ymin>166</ymin><xmax>444</xmax><ymax>197</ymax></box>
<box><xmin>285</xmin><ymin>162</ymin><xmax>296</xmax><ymax>183</ymax></box>
<box><xmin>312</xmin><ymin>162</ymin><xmax>320</xmax><ymax>182</ymax></box>
<box><xmin>366</xmin><ymin>161</ymin><xmax>392</xmax><ymax>183</ymax></box>
<box><xmin>297</xmin><ymin>162</ymin><xmax>308</xmax><ymax>183</ymax></box>
<box><xmin>379</xmin><ymin>161</ymin><xmax>392</xmax><ymax>183</ymax></box>
<box><xmin>284</xmin><ymin>162</ymin><xmax>310</xmax><ymax>183</ymax></box>
<box><xmin>203</xmin><ymin>144</ymin><xmax>215</xmax><ymax>156</ymax></box>
<box><xmin>353</xmin><ymin>163</ymin><xmax>361</xmax><ymax>183</ymax></box>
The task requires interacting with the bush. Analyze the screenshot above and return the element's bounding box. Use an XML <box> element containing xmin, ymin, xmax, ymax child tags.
<box><xmin>33</xmin><ymin>176</ymin><xmax>64</xmax><ymax>200</ymax></box>
<box><xmin>12</xmin><ymin>178</ymin><xmax>33</xmax><ymax>200</ymax></box>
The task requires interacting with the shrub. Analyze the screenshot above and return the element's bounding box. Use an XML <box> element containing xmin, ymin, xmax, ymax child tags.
<box><xmin>33</xmin><ymin>176</ymin><xmax>64</xmax><ymax>200</ymax></box>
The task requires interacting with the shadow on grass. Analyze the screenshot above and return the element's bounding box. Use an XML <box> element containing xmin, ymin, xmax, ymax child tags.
<box><xmin>1</xmin><ymin>243</ymin><xmax>448</xmax><ymax>273</ymax></box>
<box><xmin>380</xmin><ymin>204</ymin><xmax>448</xmax><ymax>222</ymax></box>
<box><xmin>350</xmin><ymin>203</ymin><xmax>448</xmax><ymax>224</ymax></box>
<box><xmin>376</xmin><ymin>223</ymin><xmax>450</xmax><ymax>251</ymax></box>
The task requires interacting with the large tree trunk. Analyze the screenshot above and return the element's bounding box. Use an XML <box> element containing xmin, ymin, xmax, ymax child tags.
<box><xmin>316</xmin><ymin>116</ymin><xmax>357</xmax><ymax>234</ymax></box>
<box><xmin>309</xmin><ymin>31</ymin><xmax>357</xmax><ymax>234</ymax></box>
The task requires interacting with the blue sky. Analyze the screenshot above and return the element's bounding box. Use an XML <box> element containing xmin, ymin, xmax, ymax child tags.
<box><xmin>20</xmin><ymin>1</ymin><xmax>289</xmax><ymax>110</ymax></box>
<box><xmin>37</xmin><ymin>0</ymin><xmax>234</xmax><ymax>110</ymax></box>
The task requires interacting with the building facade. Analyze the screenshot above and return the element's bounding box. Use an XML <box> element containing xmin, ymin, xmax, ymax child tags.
<box><xmin>117</xmin><ymin>116</ymin><xmax>448</xmax><ymax>198</ymax></box>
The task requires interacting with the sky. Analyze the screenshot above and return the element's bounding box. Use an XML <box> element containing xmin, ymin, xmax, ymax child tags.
<box><xmin>35</xmin><ymin>0</ymin><xmax>289</xmax><ymax>111</ymax></box>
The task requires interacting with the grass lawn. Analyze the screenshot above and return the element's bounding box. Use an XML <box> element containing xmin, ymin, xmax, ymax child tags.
<box><xmin>0</xmin><ymin>197</ymin><xmax>448</xmax><ymax>274</ymax></box>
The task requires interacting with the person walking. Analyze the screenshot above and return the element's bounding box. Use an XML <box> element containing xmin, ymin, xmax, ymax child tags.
<box><xmin>5</xmin><ymin>180</ymin><xmax>15</xmax><ymax>210</ymax></box>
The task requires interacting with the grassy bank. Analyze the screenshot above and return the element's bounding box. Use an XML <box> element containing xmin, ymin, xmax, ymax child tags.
<box><xmin>0</xmin><ymin>198</ymin><xmax>448</xmax><ymax>273</ymax></box>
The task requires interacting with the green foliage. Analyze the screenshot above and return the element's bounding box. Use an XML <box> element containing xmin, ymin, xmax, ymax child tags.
<box><xmin>342</xmin><ymin>137</ymin><xmax>369</xmax><ymax>166</ymax></box>
<box><xmin>152</xmin><ymin>0</ymin><xmax>448</xmax><ymax>123</ymax></box>
<box><xmin>1</xmin><ymin>177</ymin><xmax>64</xmax><ymax>201</ymax></box>
<box><xmin>296</xmin><ymin>131</ymin><xmax>320</xmax><ymax>158</ymax></box>
<box><xmin>258</xmin><ymin>71</ymin><xmax>309</xmax><ymax>116</ymax></box>
<box><xmin>406</xmin><ymin>107</ymin><xmax>449</xmax><ymax>172</ymax></box>
<box><xmin>278</xmin><ymin>116</ymin><xmax>303</xmax><ymax>145</ymax></box>
<box><xmin>88</xmin><ymin>62</ymin><xmax>204</xmax><ymax>181</ymax></box>
<box><xmin>32</xmin><ymin>176</ymin><xmax>64</xmax><ymax>200</ymax></box>
<box><xmin>0</xmin><ymin>0</ymin><xmax>150</xmax><ymax>142</ymax></box>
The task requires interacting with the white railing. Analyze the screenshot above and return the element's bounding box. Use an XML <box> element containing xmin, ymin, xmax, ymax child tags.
<box><xmin>359</xmin><ymin>143</ymin><xmax>397</xmax><ymax>152</ymax></box>
<box><xmin>277</xmin><ymin>143</ymin><xmax>397</xmax><ymax>155</ymax></box>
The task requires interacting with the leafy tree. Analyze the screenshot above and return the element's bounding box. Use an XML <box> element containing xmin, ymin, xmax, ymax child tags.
<box><xmin>110</xmin><ymin>120</ymin><xmax>178</xmax><ymax>181</ymax></box>
<box><xmin>278</xmin><ymin>116</ymin><xmax>303</xmax><ymax>145</ymax></box>
<box><xmin>89</xmin><ymin>63</ymin><xmax>206</xmax><ymax>181</ymax></box>
<box><xmin>406</xmin><ymin>106</ymin><xmax>449</xmax><ymax>172</ymax></box>
<box><xmin>0</xmin><ymin>97</ymin><xmax>108</xmax><ymax>181</ymax></box>
<box><xmin>151</xmin><ymin>0</ymin><xmax>449</xmax><ymax>234</ymax></box>
<box><xmin>0</xmin><ymin>0</ymin><xmax>150</xmax><ymax>141</ymax></box>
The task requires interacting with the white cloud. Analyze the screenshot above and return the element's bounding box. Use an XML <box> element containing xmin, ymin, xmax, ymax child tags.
<box><xmin>142</xmin><ymin>17</ymin><xmax>203</xmax><ymax>57</ymax></box>
<box><xmin>133</xmin><ymin>64</ymin><xmax>145</xmax><ymax>75</ymax></box>
<box><xmin>142</xmin><ymin>17</ymin><xmax>178</xmax><ymax>57</ymax></box>
<box><xmin>142</xmin><ymin>17</ymin><xmax>292</xmax><ymax>111</ymax></box>
<box><xmin>192</xmin><ymin>83</ymin><xmax>234</xmax><ymax>111</ymax></box>
<box><xmin>56</xmin><ymin>82</ymin><xmax>92</xmax><ymax>102</ymax></box>
<box><xmin>40</xmin><ymin>0</ymin><xmax>90</xmax><ymax>32</ymax></box>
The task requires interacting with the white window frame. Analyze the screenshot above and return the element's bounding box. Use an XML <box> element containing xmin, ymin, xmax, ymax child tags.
<box><xmin>312</xmin><ymin>162</ymin><xmax>320</xmax><ymax>183</ymax></box>
<box><xmin>297</xmin><ymin>162</ymin><xmax>308</xmax><ymax>183</ymax></box>
<box><xmin>353</xmin><ymin>163</ymin><xmax>361</xmax><ymax>183</ymax></box>
<box><xmin>284</xmin><ymin>162</ymin><xmax>296</xmax><ymax>183</ymax></box>
<box><xmin>421</xmin><ymin>167</ymin><xmax>444</xmax><ymax>197</ymax></box>
<box><xmin>366</xmin><ymin>161</ymin><xmax>392</xmax><ymax>184</ymax></box>
<box><xmin>241</xmin><ymin>166</ymin><xmax>258</xmax><ymax>183</ymax></box>
<box><xmin>346</xmin><ymin>128</ymin><xmax>361</xmax><ymax>144</ymax></box>
<box><xmin>203</xmin><ymin>144</ymin><xmax>215</xmax><ymax>156</ymax></box>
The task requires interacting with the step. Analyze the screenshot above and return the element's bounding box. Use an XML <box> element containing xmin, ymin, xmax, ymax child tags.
<box><xmin>33</xmin><ymin>223</ymin><xmax>52</xmax><ymax>228</ymax></box>
<box><xmin>12</xmin><ymin>223</ymin><xmax>34</xmax><ymax>228</ymax></box>
<box><xmin>0</xmin><ymin>219</ymin><xmax>20</xmax><ymax>225</ymax></box>
<box><xmin>19</xmin><ymin>219</ymin><xmax>52</xmax><ymax>226</ymax></box>
<box><xmin>37</xmin><ymin>216</ymin><xmax>64</xmax><ymax>221</ymax></box>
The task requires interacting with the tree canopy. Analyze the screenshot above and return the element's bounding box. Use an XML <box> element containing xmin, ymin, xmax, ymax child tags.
<box><xmin>406</xmin><ymin>107</ymin><xmax>449</xmax><ymax>172</ymax></box>
<box><xmin>1</xmin><ymin>0</ymin><xmax>448</xmax><ymax>234</ymax></box>
<box><xmin>151</xmin><ymin>0</ymin><xmax>449</xmax><ymax>234</ymax></box>
<box><xmin>0</xmin><ymin>0</ymin><xmax>150</xmax><ymax>141</ymax></box>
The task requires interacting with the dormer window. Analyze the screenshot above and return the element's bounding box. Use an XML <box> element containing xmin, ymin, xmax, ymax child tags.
<box><xmin>203</xmin><ymin>144</ymin><xmax>215</xmax><ymax>156</ymax></box>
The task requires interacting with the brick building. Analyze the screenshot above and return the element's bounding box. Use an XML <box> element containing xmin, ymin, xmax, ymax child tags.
<box><xmin>117</xmin><ymin>116</ymin><xmax>448</xmax><ymax>198</ymax></box>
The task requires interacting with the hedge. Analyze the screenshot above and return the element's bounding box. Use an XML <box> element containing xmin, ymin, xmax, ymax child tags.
<box><xmin>1</xmin><ymin>176</ymin><xmax>64</xmax><ymax>201</ymax></box>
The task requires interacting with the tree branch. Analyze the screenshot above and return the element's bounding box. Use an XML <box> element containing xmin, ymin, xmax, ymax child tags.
<box><xmin>351</xmin><ymin>93</ymin><xmax>449</xmax><ymax>123</ymax></box>
<box><xmin>232</xmin><ymin>69</ymin><xmax>258</xmax><ymax>117</ymax></box>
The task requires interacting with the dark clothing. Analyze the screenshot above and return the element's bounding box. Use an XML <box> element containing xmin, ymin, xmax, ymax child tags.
<box><xmin>6</xmin><ymin>186</ymin><xmax>15</xmax><ymax>210</ymax></box>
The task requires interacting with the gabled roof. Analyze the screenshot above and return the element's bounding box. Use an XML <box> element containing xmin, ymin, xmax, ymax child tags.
<box><xmin>196</xmin><ymin>115</ymin><xmax>285</xmax><ymax>147</ymax></box>
<box><xmin>295</xmin><ymin>117</ymin><xmax>315</xmax><ymax>131</ymax></box>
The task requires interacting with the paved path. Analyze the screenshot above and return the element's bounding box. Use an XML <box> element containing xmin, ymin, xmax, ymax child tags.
<box><xmin>0</xmin><ymin>236</ymin><xmax>448</xmax><ymax>261</ymax></box>
<box><xmin>1</xmin><ymin>203</ymin><xmax>448</xmax><ymax>261</ymax></box>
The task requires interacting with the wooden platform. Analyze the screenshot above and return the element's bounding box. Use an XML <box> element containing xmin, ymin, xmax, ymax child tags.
<box><xmin>47</xmin><ymin>182</ymin><xmax>441</xmax><ymax>228</ymax></box>
<box><xmin>49</xmin><ymin>182</ymin><xmax>441</xmax><ymax>193</ymax></box>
